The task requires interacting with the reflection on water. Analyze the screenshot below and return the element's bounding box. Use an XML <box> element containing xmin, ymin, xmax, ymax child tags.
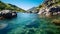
<box><xmin>0</xmin><ymin>13</ymin><xmax>60</xmax><ymax>34</ymax></box>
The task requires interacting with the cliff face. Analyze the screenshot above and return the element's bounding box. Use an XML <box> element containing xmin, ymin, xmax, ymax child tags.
<box><xmin>0</xmin><ymin>1</ymin><xmax>26</xmax><ymax>12</ymax></box>
<box><xmin>38</xmin><ymin>0</ymin><xmax>60</xmax><ymax>17</ymax></box>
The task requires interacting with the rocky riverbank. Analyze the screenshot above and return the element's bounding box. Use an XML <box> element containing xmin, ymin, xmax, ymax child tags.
<box><xmin>37</xmin><ymin>0</ymin><xmax>60</xmax><ymax>26</ymax></box>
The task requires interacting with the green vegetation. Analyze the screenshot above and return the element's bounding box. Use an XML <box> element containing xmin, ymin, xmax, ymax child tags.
<box><xmin>0</xmin><ymin>1</ymin><xmax>26</xmax><ymax>12</ymax></box>
<box><xmin>39</xmin><ymin>5</ymin><xmax>42</xmax><ymax>8</ymax></box>
<box><xmin>38</xmin><ymin>0</ymin><xmax>60</xmax><ymax>8</ymax></box>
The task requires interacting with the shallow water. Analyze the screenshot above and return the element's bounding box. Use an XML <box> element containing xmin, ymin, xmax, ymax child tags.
<box><xmin>0</xmin><ymin>13</ymin><xmax>60</xmax><ymax>34</ymax></box>
<box><xmin>0</xmin><ymin>13</ymin><xmax>39</xmax><ymax>34</ymax></box>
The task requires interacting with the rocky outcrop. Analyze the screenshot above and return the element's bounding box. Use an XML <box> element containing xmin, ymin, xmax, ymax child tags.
<box><xmin>49</xmin><ymin>6</ymin><xmax>60</xmax><ymax>15</ymax></box>
<box><xmin>37</xmin><ymin>0</ymin><xmax>60</xmax><ymax>26</ymax></box>
<box><xmin>0</xmin><ymin>10</ymin><xmax>17</xmax><ymax>19</ymax></box>
<box><xmin>38</xmin><ymin>6</ymin><xmax>60</xmax><ymax>17</ymax></box>
<box><xmin>38</xmin><ymin>0</ymin><xmax>60</xmax><ymax>17</ymax></box>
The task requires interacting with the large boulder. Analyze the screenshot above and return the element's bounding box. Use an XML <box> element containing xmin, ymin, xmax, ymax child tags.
<box><xmin>0</xmin><ymin>10</ymin><xmax>17</xmax><ymax>19</ymax></box>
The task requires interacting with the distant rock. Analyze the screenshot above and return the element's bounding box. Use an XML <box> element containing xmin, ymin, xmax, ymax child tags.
<box><xmin>27</xmin><ymin>7</ymin><xmax>39</xmax><ymax>13</ymax></box>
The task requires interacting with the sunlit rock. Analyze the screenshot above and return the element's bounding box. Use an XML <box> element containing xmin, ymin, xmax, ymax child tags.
<box><xmin>0</xmin><ymin>10</ymin><xmax>17</xmax><ymax>19</ymax></box>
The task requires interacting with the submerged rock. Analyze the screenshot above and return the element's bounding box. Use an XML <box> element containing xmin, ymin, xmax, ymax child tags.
<box><xmin>52</xmin><ymin>19</ymin><xmax>60</xmax><ymax>26</ymax></box>
<box><xmin>25</xmin><ymin>22</ymin><xmax>39</xmax><ymax>28</ymax></box>
<box><xmin>0</xmin><ymin>23</ymin><xmax>8</xmax><ymax>30</ymax></box>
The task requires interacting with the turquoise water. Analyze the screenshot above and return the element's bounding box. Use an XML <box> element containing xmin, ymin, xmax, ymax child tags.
<box><xmin>0</xmin><ymin>13</ymin><xmax>40</xmax><ymax>34</ymax></box>
<box><xmin>0</xmin><ymin>13</ymin><xmax>60</xmax><ymax>34</ymax></box>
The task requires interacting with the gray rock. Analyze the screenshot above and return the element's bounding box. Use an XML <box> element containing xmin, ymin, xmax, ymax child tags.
<box><xmin>0</xmin><ymin>10</ymin><xmax>17</xmax><ymax>19</ymax></box>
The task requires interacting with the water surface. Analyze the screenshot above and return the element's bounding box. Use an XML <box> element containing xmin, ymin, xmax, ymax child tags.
<box><xmin>0</xmin><ymin>13</ymin><xmax>59</xmax><ymax>34</ymax></box>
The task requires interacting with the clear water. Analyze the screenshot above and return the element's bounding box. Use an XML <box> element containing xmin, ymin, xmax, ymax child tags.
<box><xmin>0</xmin><ymin>13</ymin><xmax>60</xmax><ymax>34</ymax></box>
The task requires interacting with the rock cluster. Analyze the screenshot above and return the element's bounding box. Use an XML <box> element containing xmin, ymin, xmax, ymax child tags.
<box><xmin>38</xmin><ymin>6</ymin><xmax>60</xmax><ymax>17</ymax></box>
<box><xmin>0</xmin><ymin>10</ymin><xmax>17</xmax><ymax>19</ymax></box>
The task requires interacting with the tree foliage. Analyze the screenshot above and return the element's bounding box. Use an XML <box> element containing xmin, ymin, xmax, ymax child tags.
<box><xmin>0</xmin><ymin>1</ymin><xmax>26</xmax><ymax>12</ymax></box>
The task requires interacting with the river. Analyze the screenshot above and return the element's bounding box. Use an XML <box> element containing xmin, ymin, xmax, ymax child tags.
<box><xmin>0</xmin><ymin>13</ymin><xmax>59</xmax><ymax>34</ymax></box>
